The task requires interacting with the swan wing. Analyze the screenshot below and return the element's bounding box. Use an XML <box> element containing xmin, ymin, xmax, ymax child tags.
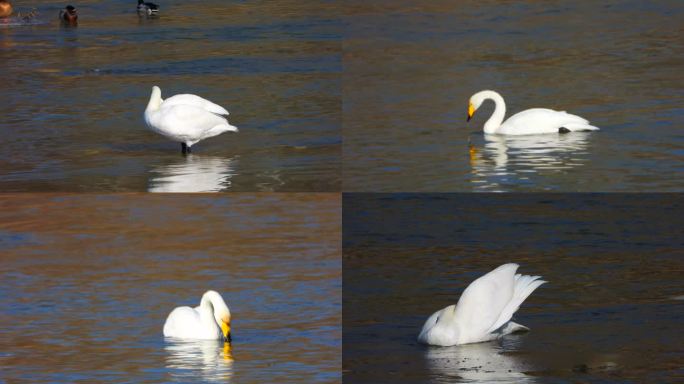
<box><xmin>485</xmin><ymin>273</ymin><xmax>546</xmax><ymax>334</ymax></box>
<box><xmin>158</xmin><ymin>105</ymin><xmax>232</xmax><ymax>141</ymax></box>
<box><xmin>163</xmin><ymin>306</ymin><xmax>201</xmax><ymax>338</ymax></box>
<box><xmin>453</xmin><ymin>263</ymin><xmax>518</xmax><ymax>339</ymax></box>
<box><xmin>498</xmin><ymin>108</ymin><xmax>596</xmax><ymax>135</ymax></box>
<box><xmin>162</xmin><ymin>94</ymin><xmax>230</xmax><ymax>117</ymax></box>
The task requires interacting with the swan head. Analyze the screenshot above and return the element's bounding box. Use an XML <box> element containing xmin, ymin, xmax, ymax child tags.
<box><xmin>203</xmin><ymin>290</ymin><xmax>232</xmax><ymax>342</ymax></box>
<box><xmin>467</xmin><ymin>91</ymin><xmax>490</xmax><ymax>122</ymax></box>
<box><xmin>147</xmin><ymin>86</ymin><xmax>163</xmax><ymax>111</ymax></box>
<box><xmin>418</xmin><ymin>305</ymin><xmax>460</xmax><ymax>346</ymax></box>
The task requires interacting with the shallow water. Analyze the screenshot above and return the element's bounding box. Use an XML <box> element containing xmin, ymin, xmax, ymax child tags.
<box><xmin>343</xmin><ymin>194</ymin><xmax>683</xmax><ymax>383</ymax></box>
<box><xmin>0</xmin><ymin>1</ymin><xmax>340</xmax><ymax>192</ymax></box>
<box><xmin>342</xmin><ymin>0</ymin><xmax>684</xmax><ymax>191</ymax></box>
<box><xmin>0</xmin><ymin>194</ymin><xmax>341</xmax><ymax>383</ymax></box>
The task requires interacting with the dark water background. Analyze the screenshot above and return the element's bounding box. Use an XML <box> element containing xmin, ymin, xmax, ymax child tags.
<box><xmin>0</xmin><ymin>194</ymin><xmax>341</xmax><ymax>383</ymax></box>
<box><xmin>1</xmin><ymin>1</ymin><xmax>340</xmax><ymax>192</ymax></box>
<box><xmin>342</xmin><ymin>1</ymin><xmax>684</xmax><ymax>191</ymax></box>
<box><xmin>343</xmin><ymin>194</ymin><xmax>683</xmax><ymax>383</ymax></box>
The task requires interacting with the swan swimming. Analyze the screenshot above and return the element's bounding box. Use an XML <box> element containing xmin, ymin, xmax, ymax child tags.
<box><xmin>418</xmin><ymin>263</ymin><xmax>546</xmax><ymax>346</ymax></box>
<box><xmin>163</xmin><ymin>290</ymin><xmax>232</xmax><ymax>341</ymax></box>
<box><xmin>467</xmin><ymin>90</ymin><xmax>600</xmax><ymax>135</ymax></box>
<box><xmin>144</xmin><ymin>86</ymin><xmax>238</xmax><ymax>154</ymax></box>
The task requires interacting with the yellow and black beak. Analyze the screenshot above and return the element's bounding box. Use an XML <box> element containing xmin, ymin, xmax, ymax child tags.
<box><xmin>221</xmin><ymin>321</ymin><xmax>232</xmax><ymax>343</ymax></box>
<box><xmin>467</xmin><ymin>103</ymin><xmax>475</xmax><ymax>122</ymax></box>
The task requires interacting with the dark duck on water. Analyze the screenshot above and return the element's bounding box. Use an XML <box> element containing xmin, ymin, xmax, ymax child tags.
<box><xmin>137</xmin><ymin>0</ymin><xmax>159</xmax><ymax>16</ymax></box>
<box><xmin>59</xmin><ymin>5</ymin><xmax>77</xmax><ymax>25</ymax></box>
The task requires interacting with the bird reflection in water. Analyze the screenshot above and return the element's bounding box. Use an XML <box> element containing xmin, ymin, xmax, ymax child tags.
<box><xmin>424</xmin><ymin>337</ymin><xmax>535</xmax><ymax>384</ymax></box>
<box><xmin>469</xmin><ymin>133</ymin><xmax>592</xmax><ymax>191</ymax></box>
<box><xmin>148</xmin><ymin>155</ymin><xmax>237</xmax><ymax>193</ymax></box>
<box><xmin>165</xmin><ymin>340</ymin><xmax>234</xmax><ymax>383</ymax></box>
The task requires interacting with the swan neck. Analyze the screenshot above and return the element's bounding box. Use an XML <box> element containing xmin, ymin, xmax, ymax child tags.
<box><xmin>483</xmin><ymin>91</ymin><xmax>506</xmax><ymax>134</ymax></box>
<box><xmin>199</xmin><ymin>295</ymin><xmax>218</xmax><ymax>325</ymax></box>
<box><xmin>146</xmin><ymin>87</ymin><xmax>162</xmax><ymax>112</ymax></box>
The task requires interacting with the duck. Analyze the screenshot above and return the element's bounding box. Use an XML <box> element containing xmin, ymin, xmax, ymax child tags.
<box><xmin>418</xmin><ymin>263</ymin><xmax>546</xmax><ymax>346</ymax></box>
<box><xmin>163</xmin><ymin>290</ymin><xmax>232</xmax><ymax>341</ymax></box>
<box><xmin>137</xmin><ymin>0</ymin><xmax>159</xmax><ymax>16</ymax></box>
<box><xmin>144</xmin><ymin>86</ymin><xmax>239</xmax><ymax>154</ymax></box>
<box><xmin>467</xmin><ymin>90</ymin><xmax>600</xmax><ymax>135</ymax></box>
<box><xmin>59</xmin><ymin>5</ymin><xmax>77</xmax><ymax>25</ymax></box>
<box><xmin>0</xmin><ymin>0</ymin><xmax>13</xmax><ymax>18</ymax></box>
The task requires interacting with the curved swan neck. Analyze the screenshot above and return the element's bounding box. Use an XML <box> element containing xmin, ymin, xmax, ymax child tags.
<box><xmin>200</xmin><ymin>290</ymin><xmax>230</xmax><ymax>326</ymax></box>
<box><xmin>146</xmin><ymin>86</ymin><xmax>163</xmax><ymax>112</ymax></box>
<box><xmin>480</xmin><ymin>90</ymin><xmax>506</xmax><ymax>134</ymax></box>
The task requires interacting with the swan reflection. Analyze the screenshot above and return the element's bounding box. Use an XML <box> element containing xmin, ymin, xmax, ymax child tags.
<box><xmin>424</xmin><ymin>338</ymin><xmax>534</xmax><ymax>383</ymax></box>
<box><xmin>469</xmin><ymin>133</ymin><xmax>592</xmax><ymax>191</ymax></box>
<box><xmin>148</xmin><ymin>155</ymin><xmax>236</xmax><ymax>192</ymax></box>
<box><xmin>164</xmin><ymin>339</ymin><xmax>234</xmax><ymax>383</ymax></box>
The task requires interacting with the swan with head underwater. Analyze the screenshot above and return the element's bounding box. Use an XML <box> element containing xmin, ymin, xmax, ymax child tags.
<box><xmin>467</xmin><ymin>90</ymin><xmax>600</xmax><ymax>135</ymax></box>
<box><xmin>144</xmin><ymin>86</ymin><xmax>239</xmax><ymax>154</ymax></box>
<box><xmin>164</xmin><ymin>290</ymin><xmax>232</xmax><ymax>342</ymax></box>
<box><xmin>418</xmin><ymin>263</ymin><xmax>546</xmax><ymax>346</ymax></box>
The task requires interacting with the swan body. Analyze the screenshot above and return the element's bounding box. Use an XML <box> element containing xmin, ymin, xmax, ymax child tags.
<box><xmin>418</xmin><ymin>263</ymin><xmax>546</xmax><ymax>346</ymax></box>
<box><xmin>144</xmin><ymin>86</ymin><xmax>238</xmax><ymax>154</ymax></box>
<box><xmin>137</xmin><ymin>0</ymin><xmax>159</xmax><ymax>16</ymax></box>
<box><xmin>467</xmin><ymin>90</ymin><xmax>599</xmax><ymax>135</ymax></box>
<box><xmin>163</xmin><ymin>290</ymin><xmax>232</xmax><ymax>341</ymax></box>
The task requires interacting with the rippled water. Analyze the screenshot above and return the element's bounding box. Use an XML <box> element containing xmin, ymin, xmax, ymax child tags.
<box><xmin>0</xmin><ymin>194</ymin><xmax>341</xmax><ymax>383</ymax></box>
<box><xmin>343</xmin><ymin>194</ymin><xmax>683</xmax><ymax>383</ymax></box>
<box><xmin>343</xmin><ymin>0</ymin><xmax>684</xmax><ymax>191</ymax></box>
<box><xmin>0</xmin><ymin>1</ymin><xmax>340</xmax><ymax>192</ymax></box>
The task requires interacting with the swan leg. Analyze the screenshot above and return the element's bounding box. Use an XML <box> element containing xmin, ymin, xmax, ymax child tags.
<box><xmin>559</xmin><ymin>127</ymin><xmax>571</xmax><ymax>133</ymax></box>
<box><xmin>181</xmin><ymin>143</ymin><xmax>191</xmax><ymax>155</ymax></box>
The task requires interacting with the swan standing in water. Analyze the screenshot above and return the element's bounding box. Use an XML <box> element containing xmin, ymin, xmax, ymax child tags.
<box><xmin>164</xmin><ymin>290</ymin><xmax>232</xmax><ymax>341</ymax></box>
<box><xmin>144</xmin><ymin>86</ymin><xmax>238</xmax><ymax>154</ymax></box>
<box><xmin>467</xmin><ymin>90</ymin><xmax>599</xmax><ymax>135</ymax></box>
<box><xmin>418</xmin><ymin>263</ymin><xmax>546</xmax><ymax>346</ymax></box>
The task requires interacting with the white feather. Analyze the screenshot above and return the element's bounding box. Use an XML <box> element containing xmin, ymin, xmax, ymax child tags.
<box><xmin>144</xmin><ymin>86</ymin><xmax>238</xmax><ymax>148</ymax></box>
<box><xmin>469</xmin><ymin>90</ymin><xmax>600</xmax><ymax>135</ymax></box>
<box><xmin>163</xmin><ymin>290</ymin><xmax>231</xmax><ymax>340</ymax></box>
<box><xmin>418</xmin><ymin>263</ymin><xmax>546</xmax><ymax>346</ymax></box>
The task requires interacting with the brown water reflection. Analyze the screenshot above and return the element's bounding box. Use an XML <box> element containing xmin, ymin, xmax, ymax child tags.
<box><xmin>0</xmin><ymin>193</ymin><xmax>341</xmax><ymax>383</ymax></box>
<box><xmin>342</xmin><ymin>0</ymin><xmax>684</xmax><ymax>191</ymax></box>
<box><xmin>1</xmin><ymin>0</ymin><xmax>340</xmax><ymax>192</ymax></box>
<box><xmin>343</xmin><ymin>194</ymin><xmax>684</xmax><ymax>383</ymax></box>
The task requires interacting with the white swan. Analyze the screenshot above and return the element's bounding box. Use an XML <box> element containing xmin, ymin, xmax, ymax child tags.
<box><xmin>467</xmin><ymin>90</ymin><xmax>599</xmax><ymax>135</ymax></box>
<box><xmin>164</xmin><ymin>290</ymin><xmax>232</xmax><ymax>341</ymax></box>
<box><xmin>418</xmin><ymin>263</ymin><xmax>546</xmax><ymax>346</ymax></box>
<box><xmin>144</xmin><ymin>86</ymin><xmax>238</xmax><ymax>154</ymax></box>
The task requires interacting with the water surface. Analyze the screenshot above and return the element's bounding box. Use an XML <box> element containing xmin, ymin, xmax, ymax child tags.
<box><xmin>1</xmin><ymin>1</ymin><xmax>340</xmax><ymax>192</ymax></box>
<box><xmin>343</xmin><ymin>194</ymin><xmax>683</xmax><ymax>383</ymax></box>
<box><xmin>0</xmin><ymin>194</ymin><xmax>341</xmax><ymax>383</ymax></box>
<box><xmin>342</xmin><ymin>1</ymin><xmax>684</xmax><ymax>191</ymax></box>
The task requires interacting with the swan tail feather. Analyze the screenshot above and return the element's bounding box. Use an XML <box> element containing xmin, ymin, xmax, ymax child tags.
<box><xmin>500</xmin><ymin>321</ymin><xmax>530</xmax><ymax>334</ymax></box>
<box><xmin>562</xmin><ymin>123</ymin><xmax>600</xmax><ymax>132</ymax></box>
<box><xmin>486</xmin><ymin>274</ymin><xmax>546</xmax><ymax>334</ymax></box>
